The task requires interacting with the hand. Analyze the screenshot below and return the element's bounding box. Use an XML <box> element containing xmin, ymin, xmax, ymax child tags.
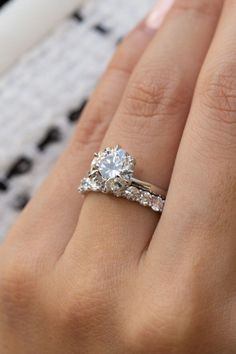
<box><xmin>1</xmin><ymin>0</ymin><xmax>235</xmax><ymax>353</ymax></box>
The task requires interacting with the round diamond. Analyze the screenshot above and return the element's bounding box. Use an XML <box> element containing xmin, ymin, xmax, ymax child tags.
<box><xmin>106</xmin><ymin>177</ymin><xmax>127</xmax><ymax>195</ymax></box>
<box><xmin>89</xmin><ymin>179</ymin><xmax>101</xmax><ymax>192</ymax></box>
<box><xmin>79</xmin><ymin>178</ymin><xmax>92</xmax><ymax>192</ymax></box>
<box><xmin>140</xmin><ymin>192</ymin><xmax>152</xmax><ymax>207</ymax></box>
<box><xmin>152</xmin><ymin>196</ymin><xmax>165</xmax><ymax>212</ymax></box>
<box><xmin>98</xmin><ymin>147</ymin><xmax>133</xmax><ymax>181</ymax></box>
<box><xmin>79</xmin><ymin>175</ymin><xmax>104</xmax><ymax>193</ymax></box>
<box><xmin>125</xmin><ymin>186</ymin><xmax>140</xmax><ymax>201</ymax></box>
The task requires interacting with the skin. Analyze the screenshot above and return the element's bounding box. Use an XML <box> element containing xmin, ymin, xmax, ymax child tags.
<box><xmin>1</xmin><ymin>0</ymin><xmax>236</xmax><ymax>352</ymax></box>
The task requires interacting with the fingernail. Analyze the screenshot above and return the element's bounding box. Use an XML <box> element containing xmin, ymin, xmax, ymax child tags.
<box><xmin>146</xmin><ymin>0</ymin><xmax>175</xmax><ymax>30</ymax></box>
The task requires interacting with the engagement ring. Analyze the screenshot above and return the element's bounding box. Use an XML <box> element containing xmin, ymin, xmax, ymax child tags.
<box><xmin>78</xmin><ymin>146</ymin><xmax>166</xmax><ymax>213</ymax></box>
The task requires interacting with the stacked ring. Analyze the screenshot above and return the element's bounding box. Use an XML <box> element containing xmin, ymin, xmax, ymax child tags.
<box><xmin>78</xmin><ymin>146</ymin><xmax>166</xmax><ymax>213</ymax></box>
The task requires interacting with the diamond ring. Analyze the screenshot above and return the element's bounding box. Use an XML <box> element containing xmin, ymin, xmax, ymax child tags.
<box><xmin>78</xmin><ymin>146</ymin><xmax>166</xmax><ymax>213</ymax></box>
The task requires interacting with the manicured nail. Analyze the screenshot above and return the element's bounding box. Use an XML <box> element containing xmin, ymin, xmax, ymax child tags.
<box><xmin>146</xmin><ymin>0</ymin><xmax>175</xmax><ymax>30</ymax></box>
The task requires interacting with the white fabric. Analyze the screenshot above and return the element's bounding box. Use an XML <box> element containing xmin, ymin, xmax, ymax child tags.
<box><xmin>0</xmin><ymin>0</ymin><xmax>155</xmax><ymax>239</ymax></box>
<box><xmin>0</xmin><ymin>0</ymin><xmax>86</xmax><ymax>75</ymax></box>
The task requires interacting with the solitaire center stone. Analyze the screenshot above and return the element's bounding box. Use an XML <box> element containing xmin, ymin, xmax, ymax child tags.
<box><xmin>98</xmin><ymin>147</ymin><xmax>133</xmax><ymax>181</ymax></box>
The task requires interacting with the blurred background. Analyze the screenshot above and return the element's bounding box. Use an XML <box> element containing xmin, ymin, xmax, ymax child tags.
<box><xmin>0</xmin><ymin>0</ymin><xmax>156</xmax><ymax>240</ymax></box>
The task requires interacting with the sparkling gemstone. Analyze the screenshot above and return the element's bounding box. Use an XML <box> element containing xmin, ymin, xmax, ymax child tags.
<box><xmin>79</xmin><ymin>178</ymin><xmax>91</xmax><ymax>192</ymax></box>
<box><xmin>140</xmin><ymin>192</ymin><xmax>152</xmax><ymax>207</ymax></box>
<box><xmin>152</xmin><ymin>196</ymin><xmax>165</xmax><ymax>212</ymax></box>
<box><xmin>125</xmin><ymin>186</ymin><xmax>140</xmax><ymax>201</ymax></box>
<box><xmin>106</xmin><ymin>177</ymin><xmax>127</xmax><ymax>195</ymax></box>
<box><xmin>98</xmin><ymin>147</ymin><xmax>133</xmax><ymax>180</ymax></box>
<box><xmin>91</xmin><ymin>157</ymin><xmax>99</xmax><ymax>168</ymax></box>
<box><xmin>89</xmin><ymin>178</ymin><xmax>101</xmax><ymax>191</ymax></box>
<box><xmin>79</xmin><ymin>176</ymin><xmax>103</xmax><ymax>193</ymax></box>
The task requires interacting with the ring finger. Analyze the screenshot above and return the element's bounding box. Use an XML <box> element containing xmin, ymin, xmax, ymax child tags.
<box><xmin>71</xmin><ymin>0</ymin><xmax>224</xmax><ymax>261</ymax></box>
<box><xmin>3</xmin><ymin>14</ymin><xmax>160</xmax><ymax>262</ymax></box>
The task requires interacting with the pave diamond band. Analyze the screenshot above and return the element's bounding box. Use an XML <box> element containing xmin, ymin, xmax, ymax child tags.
<box><xmin>78</xmin><ymin>146</ymin><xmax>166</xmax><ymax>213</ymax></box>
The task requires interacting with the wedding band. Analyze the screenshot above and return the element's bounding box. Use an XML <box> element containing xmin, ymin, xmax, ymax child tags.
<box><xmin>78</xmin><ymin>146</ymin><xmax>166</xmax><ymax>213</ymax></box>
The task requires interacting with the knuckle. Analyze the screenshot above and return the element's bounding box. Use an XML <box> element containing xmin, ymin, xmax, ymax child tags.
<box><xmin>172</xmin><ymin>0</ymin><xmax>222</xmax><ymax>18</ymax></box>
<box><xmin>127</xmin><ymin>311</ymin><xmax>182</xmax><ymax>353</ymax></box>
<box><xmin>199</xmin><ymin>63</ymin><xmax>236</xmax><ymax>127</ymax></box>
<box><xmin>119</xmin><ymin>67</ymin><xmax>188</xmax><ymax>133</ymax></box>
<box><xmin>58</xmin><ymin>275</ymin><xmax>113</xmax><ymax>336</ymax></box>
<box><xmin>126</xmin><ymin>305</ymin><xmax>188</xmax><ymax>352</ymax></box>
<box><xmin>62</xmin><ymin>292</ymin><xmax>106</xmax><ymax>327</ymax></box>
<box><xmin>0</xmin><ymin>260</ymin><xmax>37</xmax><ymax>324</ymax></box>
<box><xmin>73</xmin><ymin>100</ymin><xmax>108</xmax><ymax>149</ymax></box>
<box><xmin>108</xmin><ymin>57</ymin><xmax>133</xmax><ymax>79</ymax></box>
<box><xmin>73</xmin><ymin>60</ymin><xmax>131</xmax><ymax>150</ymax></box>
<box><xmin>125</xmin><ymin>282</ymin><xmax>203</xmax><ymax>353</ymax></box>
<box><xmin>193</xmin><ymin>62</ymin><xmax>236</xmax><ymax>156</ymax></box>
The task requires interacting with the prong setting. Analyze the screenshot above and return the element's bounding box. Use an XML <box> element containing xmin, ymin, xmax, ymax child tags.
<box><xmin>78</xmin><ymin>146</ymin><xmax>165</xmax><ymax>213</ymax></box>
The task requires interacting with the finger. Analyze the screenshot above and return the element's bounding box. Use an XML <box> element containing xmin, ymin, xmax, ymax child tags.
<box><xmin>70</xmin><ymin>0</ymin><xmax>223</xmax><ymax>262</ymax></box>
<box><xmin>152</xmin><ymin>0</ymin><xmax>236</xmax><ymax>268</ymax></box>
<box><xmin>3</xmin><ymin>20</ymin><xmax>156</xmax><ymax>262</ymax></box>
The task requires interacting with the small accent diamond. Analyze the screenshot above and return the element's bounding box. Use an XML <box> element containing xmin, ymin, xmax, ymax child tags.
<box><xmin>89</xmin><ymin>179</ymin><xmax>101</xmax><ymax>192</ymax></box>
<box><xmin>125</xmin><ymin>186</ymin><xmax>140</xmax><ymax>201</ymax></box>
<box><xmin>106</xmin><ymin>177</ymin><xmax>127</xmax><ymax>196</ymax></box>
<box><xmin>79</xmin><ymin>178</ymin><xmax>91</xmax><ymax>192</ymax></box>
<box><xmin>139</xmin><ymin>191</ymin><xmax>152</xmax><ymax>207</ymax></box>
<box><xmin>152</xmin><ymin>196</ymin><xmax>165</xmax><ymax>212</ymax></box>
